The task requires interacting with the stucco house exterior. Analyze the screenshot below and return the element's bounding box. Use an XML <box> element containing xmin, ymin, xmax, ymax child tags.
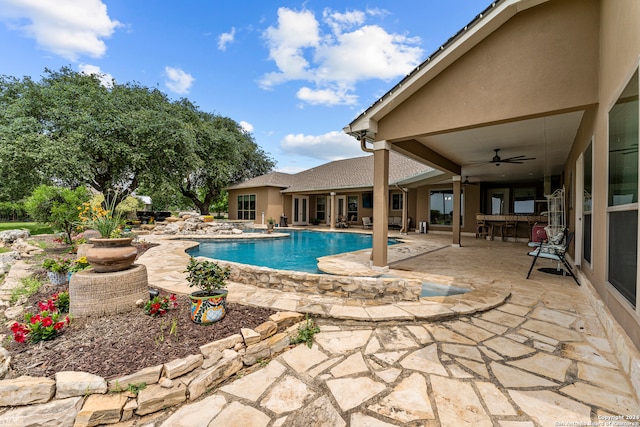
<box><xmin>226</xmin><ymin>151</ymin><xmax>443</xmax><ymax>229</ymax></box>
<box><xmin>343</xmin><ymin>0</ymin><xmax>640</xmax><ymax>349</ymax></box>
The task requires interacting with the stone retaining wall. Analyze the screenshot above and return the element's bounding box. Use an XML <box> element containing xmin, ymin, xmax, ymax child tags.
<box><xmin>217</xmin><ymin>260</ymin><xmax>423</xmax><ymax>303</ymax></box>
<box><xmin>0</xmin><ymin>311</ymin><xmax>305</xmax><ymax>427</ymax></box>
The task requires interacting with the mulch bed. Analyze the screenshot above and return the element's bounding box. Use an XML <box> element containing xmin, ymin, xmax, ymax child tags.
<box><xmin>5</xmin><ymin>293</ymin><xmax>275</xmax><ymax>380</ymax></box>
<box><xmin>3</xmin><ymin>237</ymin><xmax>277</xmax><ymax>380</ymax></box>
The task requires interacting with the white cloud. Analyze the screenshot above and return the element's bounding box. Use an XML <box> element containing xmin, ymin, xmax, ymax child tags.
<box><xmin>78</xmin><ymin>64</ymin><xmax>113</xmax><ymax>88</ymax></box>
<box><xmin>280</xmin><ymin>131</ymin><xmax>363</xmax><ymax>161</ymax></box>
<box><xmin>239</xmin><ymin>121</ymin><xmax>254</xmax><ymax>133</ymax></box>
<box><xmin>0</xmin><ymin>0</ymin><xmax>121</xmax><ymax>61</ymax></box>
<box><xmin>164</xmin><ymin>66</ymin><xmax>194</xmax><ymax>94</ymax></box>
<box><xmin>261</xmin><ymin>7</ymin><xmax>422</xmax><ymax>106</ymax></box>
<box><xmin>218</xmin><ymin>27</ymin><xmax>235</xmax><ymax>51</ymax></box>
<box><xmin>297</xmin><ymin>86</ymin><xmax>357</xmax><ymax>106</ymax></box>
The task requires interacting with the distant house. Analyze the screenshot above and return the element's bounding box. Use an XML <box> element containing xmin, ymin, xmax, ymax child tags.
<box><xmin>226</xmin><ymin>152</ymin><xmax>443</xmax><ymax>228</ymax></box>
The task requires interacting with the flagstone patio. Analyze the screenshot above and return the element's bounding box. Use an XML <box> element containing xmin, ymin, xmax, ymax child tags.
<box><xmin>133</xmin><ymin>231</ymin><xmax>640</xmax><ymax>426</ymax></box>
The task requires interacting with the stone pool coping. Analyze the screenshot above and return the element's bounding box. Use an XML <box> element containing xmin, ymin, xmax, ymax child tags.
<box><xmin>137</xmin><ymin>235</ymin><xmax>511</xmax><ymax>322</ymax></box>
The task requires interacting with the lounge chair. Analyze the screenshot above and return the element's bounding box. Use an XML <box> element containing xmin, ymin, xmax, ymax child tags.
<box><xmin>362</xmin><ymin>217</ymin><xmax>372</xmax><ymax>229</ymax></box>
<box><xmin>336</xmin><ymin>216</ymin><xmax>348</xmax><ymax>228</ymax></box>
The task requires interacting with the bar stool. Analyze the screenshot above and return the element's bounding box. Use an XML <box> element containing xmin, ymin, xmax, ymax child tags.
<box><xmin>502</xmin><ymin>215</ymin><xmax>518</xmax><ymax>241</ymax></box>
<box><xmin>475</xmin><ymin>214</ymin><xmax>490</xmax><ymax>239</ymax></box>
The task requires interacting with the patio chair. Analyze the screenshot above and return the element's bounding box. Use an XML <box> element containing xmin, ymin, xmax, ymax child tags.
<box><xmin>336</xmin><ymin>216</ymin><xmax>348</xmax><ymax>228</ymax></box>
<box><xmin>475</xmin><ymin>213</ymin><xmax>489</xmax><ymax>239</ymax></box>
<box><xmin>362</xmin><ymin>217</ymin><xmax>372</xmax><ymax>229</ymax></box>
<box><xmin>526</xmin><ymin>229</ymin><xmax>579</xmax><ymax>285</ymax></box>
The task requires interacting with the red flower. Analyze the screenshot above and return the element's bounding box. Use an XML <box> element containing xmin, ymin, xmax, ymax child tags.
<box><xmin>41</xmin><ymin>317</ymin><xmax>53</xmax><ymax>327</ymax></box>
<box><xmin>169</xmin><ymin>294</ymin><xmax>177</xmax><ymax>301</ymax></box>
<box><xmin>53</xmin><ymin>322</ymin><xmax>65</xmax><ymax>330</ymax></box>
<box><xmin>38</xmin><ymin>301</ymin><xmax>49</xmax><ymax>311</ymax></box>
<box><xmin>13</xmin><ymin>331</ymin><xmax>26</xmax><ymax>343</ymax></box>
<box><xmin>65</xmin><ymin>316</ymin><xmax>71</xmax><ymax>325</ymax></box>
<box><xmin>30</xmin><ymin>314</ymin><xmax>41</xmax><ymax>324</ymax></box>
<box><xmin>10</xmin><ymin>322</ymin><xmax>21</xmax><ymax>333</ymax></box>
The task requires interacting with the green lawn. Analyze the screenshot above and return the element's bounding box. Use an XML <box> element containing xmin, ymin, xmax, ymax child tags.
<box><xmin>0</xmin><ymin>222</ymin><xmax>54</xmax><ymax>235</ymax></box>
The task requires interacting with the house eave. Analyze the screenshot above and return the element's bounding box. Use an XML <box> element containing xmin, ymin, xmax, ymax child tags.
<box><xmin>344</xmin><ymin>0</ymin><xmax>550</xmax><ymax>140</ymax></box>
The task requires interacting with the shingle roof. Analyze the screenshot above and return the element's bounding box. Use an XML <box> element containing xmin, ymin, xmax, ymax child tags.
<box><xmin>227</xmin><ymin>152</ymin><xmax>433</xmax><ymax>193</ymax></box>
<box><xmin>226</xmin><ymin>172</ymin><xmax>294</xmax><ymax>190</ymax></box>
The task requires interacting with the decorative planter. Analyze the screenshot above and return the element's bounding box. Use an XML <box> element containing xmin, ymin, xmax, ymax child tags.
<box><xmin>47</xmin><ymin>271</ymin><xmax>68</xmax><ymax>285</ymax></box>
<box><xmin>189</xmin><ymin>290</ymin><xmax>228</xmax><ymax>325</ymax></box>
<box><xmin>86</xmin><ymin>237</ymin><xmax>137</xmax><ymax>273</ymax></box>
<box><xmin>266</xmin><ymin>224</ymin><xmax>274</xmax><ymax>234</ymax></box>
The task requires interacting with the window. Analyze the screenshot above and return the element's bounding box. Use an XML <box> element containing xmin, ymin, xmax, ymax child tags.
<box><xmin>362</xmin><ymin>192</ymin><xmax>373</xmax><ymax>209</ymax></box>
<box><xmin>348</xmin><ymin>195</ymin><xmax>358</xmax><ymax>221</ymax></box>
<box><xmin>391</xmin><ymin>193</ymin><xmax>403</xmax><ymax>210</ymax></box>
<box><xmin>607</xmin><ymin>68</ymin><xmax>638</xmax><ymax>307</ymax></box>
<box><xmin>514</xmin><ymin>188</ymin><xmax>536</xmax><ymax>214</ymax></box>
<box><xmin>237</xmin><ymin>194</ymin><xmax>256</xmax><ymax>220</ymax></box>
<box><xmin>430</xmin><ymin>189</ymin><xmax>464</xmax><ymax>225</ymax></box>
<box><xmin>316</xmin><ymin>197</ymin><xmax>326</xmax><ymax>221</ymax></box>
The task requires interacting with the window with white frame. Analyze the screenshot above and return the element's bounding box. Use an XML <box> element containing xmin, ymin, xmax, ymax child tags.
<box><xmin>348</xmin><ymin>195</ymin><xmax>358</xmax><ymax>221</ymax></box>
<box><xmin>607</xmin><ymin>67</ymin><xmax>638</xmax><ymax>307</ymax></box>
<box><xmin>237</xmin><ymin>194</ymin><xmax>256</xmax><ymax>220</ymax></box>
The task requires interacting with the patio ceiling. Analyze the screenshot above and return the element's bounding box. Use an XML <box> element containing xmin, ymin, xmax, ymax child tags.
<box><xmin>394</xmin><ymin>109</ymin><xmax>584</xmax><ymax>185</ymax></box>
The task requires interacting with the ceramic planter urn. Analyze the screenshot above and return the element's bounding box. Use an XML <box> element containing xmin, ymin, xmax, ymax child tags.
<box><xmin>47</xmin><ymin>271</ymin><xmax>68</xmax><ymax>285</ymax></box>
<box><xmin>86</xmin><ymin>237</ymin><xmax>138</xmax><ymax>273</ymax></box>
<box><xmin>189</xmin><ymin>290</ymin><xmax>228</xmax><ymax>325</ymax></box>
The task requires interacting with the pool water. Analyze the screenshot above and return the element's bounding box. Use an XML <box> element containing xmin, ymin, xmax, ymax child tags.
<box><xmin>187</xmin><ymin>230</ymin><xmax>396</xmax><ymax>273</ymax></box>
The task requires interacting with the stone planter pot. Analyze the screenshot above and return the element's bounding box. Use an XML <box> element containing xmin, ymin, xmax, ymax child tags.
<box><xmin>189</xmin><ymin>290</ymin><xmax>228</xmax><ymax>325</ymax></box>
<box><xmin>86</xmin><ymin>238</ymin><xmax>137</xmax><ymax>273</ymax></box>
<box><xmin>47</xmin><ymin>271</ymin><xmax>68</xmax><ymax>285</ymax></box>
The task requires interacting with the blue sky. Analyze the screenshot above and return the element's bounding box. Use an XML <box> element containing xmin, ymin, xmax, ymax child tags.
<box><xmin>0</xmin><ymin>0</ymin><xmax>490</xmax><ymax>173</ymax></box>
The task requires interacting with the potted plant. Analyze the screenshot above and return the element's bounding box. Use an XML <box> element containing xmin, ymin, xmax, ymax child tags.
<box><xmin>78</xmin><ymin>194</ymin><xmax>137</xmax><ymax>273</ymax></box>
<box><xmin>266</xmin><ymin>217</ymin><xmax>275</xmax><ymax>233</ymax></box>
<box><xmin>67</xmin><ymin>256</ymin><xmax>91</xmax><ymax>282</ymax></box>
<box><xmin>42</xmin><ymin>257</ymin><xmax>72</xmax><ymax>285</ymax></box>
<box><xmin>310</xmin><ymin>218</ymin><xmax>320</xmax><ymax>225</ymax></box>
<box><xmin>184</xmin><ymin>257</ymin><xmax>231</xmax><ymax>325</ymax></box>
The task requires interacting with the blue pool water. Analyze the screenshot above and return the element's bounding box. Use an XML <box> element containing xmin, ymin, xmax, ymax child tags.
<box><xmin>187</xmin><ymin>230</ymin><xmax>395</xmax><ymax>273</ymax></box>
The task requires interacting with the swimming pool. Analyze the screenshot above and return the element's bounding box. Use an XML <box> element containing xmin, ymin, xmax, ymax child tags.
<box><xmin>187</xmin><ymin>230</ymin><xmax>395</xmax><ymax>273</ymax></box>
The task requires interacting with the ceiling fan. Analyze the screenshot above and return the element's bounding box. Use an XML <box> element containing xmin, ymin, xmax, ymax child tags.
<box><xmin>488</xmin><ymin>148</ymin><xmax>535</xmax><ymax>166</ymax></box>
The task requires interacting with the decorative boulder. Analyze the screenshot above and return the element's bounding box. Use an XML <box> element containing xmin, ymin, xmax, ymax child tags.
<box><xmin>0</xmin><ymin>229</ymin><xmax>30</xmax><ymax>244</ymax></box>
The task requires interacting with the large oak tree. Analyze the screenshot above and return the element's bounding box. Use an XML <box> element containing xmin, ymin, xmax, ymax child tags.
<box><xmin>0</xmin><ymin>67</ymin><xmax>274</xmax><ymax>213</ymax></box>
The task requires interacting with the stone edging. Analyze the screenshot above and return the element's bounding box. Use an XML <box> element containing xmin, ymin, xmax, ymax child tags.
<box><xmin>216</xmin><ymin>259</ymin><xmax>423</xmax><ymax>302</ymax></box>
<box><xmin>0</xmin><ymin>311</ymin><xmax>306</xmax><ymax>426</ymax></box>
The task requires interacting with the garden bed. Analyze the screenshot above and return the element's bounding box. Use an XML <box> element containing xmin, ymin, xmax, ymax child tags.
<box><xmin>5</xmin><ymin>288</ymin><xmax>275</xmax><ymax>380</ymax></box>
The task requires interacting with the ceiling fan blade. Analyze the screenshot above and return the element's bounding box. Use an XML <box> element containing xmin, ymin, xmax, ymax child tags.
<box><xmin>503</xmin><ymin>157</ymin><xmax>536</xmax><ymax>162</ymax></box>
<box><xmin>502</xmin><ymin>160</ymin><xmax>524</xmax><ymax>164</ymax></box>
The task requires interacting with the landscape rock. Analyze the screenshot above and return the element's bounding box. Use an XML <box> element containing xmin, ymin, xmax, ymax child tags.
<box><xmin>108</xmin><ymin>365</ymin><xmax>163</xmax><ymax>392</ymax></box>
<box><xmin>55</xmin><ymin>371</ymin><xmax>107</xmax><ymax>398</ymax></box>
<box><xmin>3</xmin><ymin>305</ymin><xmax>23</xmax><ymax>320</ymax></box>
<box><xmin>241</xmin><ymin>327</ymin><xmax>262</xmax><ymax>346</ymax></box>
<box><xmin>200</xmin><ymin>334</ymin><xmax>243</xmax><ymax>358</ymax></box>
<box><xmin>269</xmin><ymin>311</ymin><xmax>304</xmax><ymax>329</ymax></box>
<box><xmin>0</xmin><ymin>375</ymin><xmax>55</xmax><ymax>406</ymax></box>
<box><xmin>242</xmin><ymin>341</ymin><xmax>270</xmax><ymax>366</ymax></box>
<box><xmin>268</xmin><ymin>332</ymin><xmax>291</xmax><ymax>354</ymax></box>
<box><xmin>11</xmin><ymin>238</ymin><xmax>44</xmax><ymax>257</ymax></box>
<box><xmin>136</xmin><ymin>381</ymin><xmax>187</xmax><ymax>416</ymax></box>
<box><xmin>121</xmin><ymin>399</ymin><xmax>138</xmax><ymax>421</ymax></box>
<box><xmin>188</xmin><ymin>350</ymin><xmax>242</xmax><ymax>400</ymax></box>
<box><xmin>0</xmin><ymin>347</ymin><xmax>10</xmax><ymax>380</ymax></box>
<box><xmin>74</xmin><ymin>393</ymin><xmax>128</xmax><ymax>427</ymax></box>
<box><xmin>163</xmin><ymin>354</ymin><xmax>203</xmax><ymax>379</ymax></box>
<box><xmin>0</xmin><ymin>251</ymin><xmax>20</xmax><ymax>273</ymax></box>
<box><xmin>254</xmin><ymin>321</ymin><xmax>278</xmax><ymax>340</ymax></box>
<box><xmin>159</xmin><ymin>377</ymin><xmax>174</xmax><ymax>388</ymax></box>
<box><xmin>0</xmin><ymin>229</ymin><xmax>29</xmax><ymax>244</ymax></box>
<box><xmin>0</xmin><ymin>396</ymin><xmax>82</xmax><ymax>427</ymax></box>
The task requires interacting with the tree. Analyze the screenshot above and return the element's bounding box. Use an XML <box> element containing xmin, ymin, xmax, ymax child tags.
<box><xmin>0</xmin><ymin>67</ymin><xmax>274</xmax><ymax>213</ymax></box>
<box><xmin>24</xmin><ymin>185</ymin><xmax>90</xmax><ymax>243</ymax></box>
<box><xmin>171</xmin><ymin>113</ymin><xmax>275</xmax><ymax>214</ymax></box>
